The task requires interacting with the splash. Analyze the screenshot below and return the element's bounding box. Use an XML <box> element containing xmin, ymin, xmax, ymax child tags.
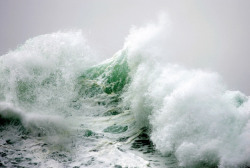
<box><xmin>123</xmin><ymin>16</ymin><xmax>250</xmax><ymax>168</ymax></box>
<box><xmin>0</xmin><ymin>16</ymin><xmax>249</xmax><ymax>168</ymax></box>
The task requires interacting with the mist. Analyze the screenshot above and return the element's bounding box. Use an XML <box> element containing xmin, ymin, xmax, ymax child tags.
<box><xmin>0</xmin><ymin>0</ymin><xmax>250</xmax><ymax>94</ymax></box>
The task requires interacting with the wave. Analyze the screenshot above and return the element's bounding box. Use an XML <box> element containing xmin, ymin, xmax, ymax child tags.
<box><xmin>0</xmin><ymin>17</ymin><xmax>249</xmax><ymax>168</ymax></box>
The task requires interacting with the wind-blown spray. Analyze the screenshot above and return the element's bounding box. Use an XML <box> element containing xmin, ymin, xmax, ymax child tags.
<box><xmin>0</xmin><ymin>16</ymin><xmax>249</xmax><ymax>168</ymax></box>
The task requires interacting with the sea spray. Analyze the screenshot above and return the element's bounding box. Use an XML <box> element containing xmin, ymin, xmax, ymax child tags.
<box><xmin>0</xmin><ymin>16</ymin><xmax>249</xmax><ymax>168</ymax></box>
<box><xmin>0</xmin><ymin>30</ymin><xmax>151</xmax><ymax>167</ymax></box>
<box><xmin>123</xmin><ymin>17</ymin><xmax>250</xmax><ymax>167</ymax></box>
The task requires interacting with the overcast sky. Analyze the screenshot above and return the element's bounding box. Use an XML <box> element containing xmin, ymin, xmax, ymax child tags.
<box><xmin>0</xmin><ymin>0</ymin><xmax>250</xmax><ymax>94</ymax></box>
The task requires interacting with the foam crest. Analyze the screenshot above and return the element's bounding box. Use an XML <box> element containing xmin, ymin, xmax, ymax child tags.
<box><xmin>0</xmin><ymin>31</ymin><xmax>97</xmax><ymax>142</ymax></box>
<box><xmin>0</xmin><ymin>15</ymin><xmax>249</xmax><ymax>168</ymax></box>
<box><xmin>123</xmin><ymin>13</ymin><xmax>169</xmax><ymax>75</ymax></box>
<box><xmin>123</xmin><ymin>17</ymin><xmax>250</xmax><ymax>167</ymax></box>
<box><xmin>0</xmin><ymin>31</ymin><xmax>97</xmax><ymax>110</ymax></box>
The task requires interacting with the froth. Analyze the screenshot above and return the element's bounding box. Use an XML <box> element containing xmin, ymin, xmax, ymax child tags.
<box><xmin>0</xmin><ymin>14</ymin><xmax>249</xmax><ymax>168</ymax></box>
<box><xmin>0</xmin><ymin>31</ymin><xmax>95</xmax><ymax>138</ymax></box>
<box><xmin>123</xmin><ymin>16</ymin><xmax>250</xmax><ymax>167</ymax></box>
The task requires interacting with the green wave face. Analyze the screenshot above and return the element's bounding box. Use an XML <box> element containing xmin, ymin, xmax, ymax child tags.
<box><xmin>76</xmin><ymin>50</ymin><xmax>130</xmax><ymax>105</ymax></box>
<box><xmin>0</xmin><ymin>30</ymin><xmax>250</xmax><ymax>168</ymax></box>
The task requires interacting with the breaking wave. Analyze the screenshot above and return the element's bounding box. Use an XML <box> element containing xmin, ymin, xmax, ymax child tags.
<box><xmin>0</xmin><ymin>18</ymin><xmax>249</xmax><ymax>168</ymax></box>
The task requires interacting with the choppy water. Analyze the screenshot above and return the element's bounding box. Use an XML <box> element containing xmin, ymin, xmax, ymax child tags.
<box><xmin>0</xmin><ymin>20</ymin><xmax>249</xmax><ymax>168</ymax></box>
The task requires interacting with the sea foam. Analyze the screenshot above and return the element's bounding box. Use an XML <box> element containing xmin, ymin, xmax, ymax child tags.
<box><xmin>0</xmin><ymin>15</ymin><xmax>249</xmax><ymax>168</ymax></box>
<box><xmin>123</xmin><ymin>16</ymin><xmax>250</xmax><ymax>167</ymax></box>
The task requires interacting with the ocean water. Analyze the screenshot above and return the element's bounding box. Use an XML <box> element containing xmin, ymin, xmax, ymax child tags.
<box><xmin>0</xmin><ymin>20</ymin><xmax>249</xmax><ymax>168</ymax></box>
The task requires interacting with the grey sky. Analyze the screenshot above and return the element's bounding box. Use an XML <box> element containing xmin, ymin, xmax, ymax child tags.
<box><xmin>0</xmin><ymin>0</ymin><xmax>250</xmax><ymax>94</ymax></box>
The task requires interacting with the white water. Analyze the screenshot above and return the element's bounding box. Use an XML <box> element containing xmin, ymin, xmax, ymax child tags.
<box><xmin>0</xmin><ymin>17</ymin><xmax>249</xmax><ymax>168</ymax></box>
<box><xmin>124</xmin><ymin>18</ymin><xmax>250</xmax><ymax>168</ymax></box>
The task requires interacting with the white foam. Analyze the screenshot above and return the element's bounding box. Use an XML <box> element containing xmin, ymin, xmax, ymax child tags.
<box><xmin>0</xmin><ymin>15</ymin><xmax>249</xmax><ymax>167</ymax></box>
<box><xmin>123</xmin><ymin>16</ymin><xmax>250</xmax><ymax>167</ymax></box>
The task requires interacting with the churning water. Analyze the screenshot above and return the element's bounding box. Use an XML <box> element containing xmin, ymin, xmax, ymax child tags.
<box><xmin>0</xmin><ymin>19</ymin><xmax>249</xmax><ymax>168</ymax></box>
